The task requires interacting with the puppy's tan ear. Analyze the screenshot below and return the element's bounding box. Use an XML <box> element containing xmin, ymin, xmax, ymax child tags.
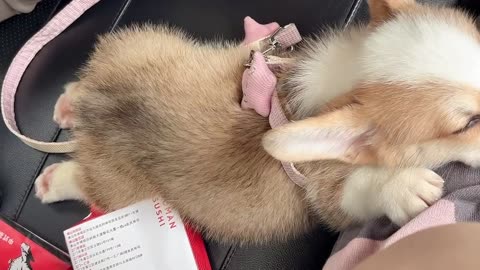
<box><xmin>368</xmin><ymin>0</ymin><xmax>415</xmax><ymax>26</ymax></box>
<box><xmin>262</xmin><ymin>106</ymin><xmax>377</xmax><ymax>164</ymax></box>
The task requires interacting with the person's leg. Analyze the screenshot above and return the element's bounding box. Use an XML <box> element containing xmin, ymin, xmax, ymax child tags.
<box><xmin>354</xmin><ymin>223</ymin><xmax>480</xmax><ymax>270</ymax></box>
<box><xmin>0</xmin><ymin>0</ymin><xmax>41</xmax><ymax>22</ymax></box>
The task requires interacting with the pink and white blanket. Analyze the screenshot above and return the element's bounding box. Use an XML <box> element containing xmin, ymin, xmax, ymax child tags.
<box><xmin>323</xmin><ymin>163</ymin><xmax>479</xmax><ymax>269</ymax></box>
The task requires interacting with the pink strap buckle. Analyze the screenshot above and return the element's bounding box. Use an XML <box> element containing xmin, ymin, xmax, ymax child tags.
<box><xmin>263</xmin><ymin>23</ymin><xmax>302</xmax><ymax>53</ymax></box>
<box><xmin>245</xmin><ymin>23</ymin><xmax>302</xmax><ymax>67</ymax></box>
<box><xmin>274</xmin><ymin>24</ymin><xmax>302</xmax><ymax>48</ymax></box>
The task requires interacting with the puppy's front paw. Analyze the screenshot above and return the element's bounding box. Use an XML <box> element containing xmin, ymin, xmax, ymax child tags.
<box><xmin>381</xmin><ymin>168</ymin><xmax>443</xmax><ymax>226</ymax></box>
<box><xmin>53</xmin><ymin>82</ymin><xmax>78</xmax><ymax>129</ymax></box>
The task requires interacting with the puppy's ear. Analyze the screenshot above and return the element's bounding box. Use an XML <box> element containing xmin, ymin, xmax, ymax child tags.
<box><xmin>262</xmin><ymin>106</ymin><xmax>377</xmax><ymax>164</ymax></box>
<box><xmin>368</xmin><ymin>0</ymin><xmax>415</xmax><ymax>26</ymax></box>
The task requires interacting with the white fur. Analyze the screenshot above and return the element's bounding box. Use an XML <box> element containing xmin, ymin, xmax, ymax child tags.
<box><xmin>289</xmin><ymin>28</ymin><xmax>366</xmax><ymax>117</ymax></box>
<box><xmin>263</xmin><ymin>128</ymin><xmax>352</xmax><ymax>162</ymax></box>
<box><xmin>453</xmin><ymin>144</ymin><xmax>480</xmax><ymax>168</ymax></box>
<box><xmin>291</xmin><ymin>12</ymin><xmax>480</xmax><ymax>117</ymax></box>
<box><xmin>263</xmin><ymin>109</ymin><xmax>373</xmax><ymax>162</ymax></box>
<box><xmin>396</xmin><ymin>140</ymin><xmax>480</xmax><ymax>168</ymax></box>
<box><xmin>362</xmin><ymin>13</ymin><xmax>480</xmax><ymax>87</ymax></box>
<box><xmin>341</xmin><ymin>167</ymin><xmax>444</xmax><ymax>225</ymax></box>
<box><xmin>35</xmin><ymin>161</ymin><xmax>84</xmax><ymax>203</ymax></box>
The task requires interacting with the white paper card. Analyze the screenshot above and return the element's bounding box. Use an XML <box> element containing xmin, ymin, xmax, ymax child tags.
<box><xmin>64</xmin><ymin>198</ymin><xmax>198</xmax><ymax>270</ymax></box>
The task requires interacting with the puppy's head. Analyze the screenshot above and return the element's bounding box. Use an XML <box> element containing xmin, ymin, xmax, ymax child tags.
<box><xmin>263</xmin><ymin>0</ymin><xmax>480</xmax><ymax>167</ymax></box>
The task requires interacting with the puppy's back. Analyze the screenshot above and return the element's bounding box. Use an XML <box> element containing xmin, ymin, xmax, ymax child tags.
<box><xmin>71</xmin><ymin>26</ymin><xmax>312</xmax><ymax>243</ymax></box>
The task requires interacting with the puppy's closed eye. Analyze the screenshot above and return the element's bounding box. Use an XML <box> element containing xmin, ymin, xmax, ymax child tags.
<box><xmin>454</xmin><ymin>115</ymin><xmax>480</xmax><ymax>134</ymax></box>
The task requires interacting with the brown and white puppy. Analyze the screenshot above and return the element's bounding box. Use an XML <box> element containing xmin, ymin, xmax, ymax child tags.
<box><xmin>34</xmin><ymin>0</ymin><xmax>480</xmax><ymax>244</ymax></box>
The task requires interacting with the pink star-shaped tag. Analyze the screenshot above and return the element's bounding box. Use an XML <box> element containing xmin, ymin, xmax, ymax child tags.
<box><xmin>241</xmin><ymin>52</ymin><xmax>277</xmax><ymax>117</ymax></box>
<box><xmin>241</xmin><ymin>16</ymin><xmax>279</xmax><ymax>117</ymax></box>
<box><xmin>242</xmin><ymin>16</ymin><xmax>279</xmax><ymax>45</ymax></box>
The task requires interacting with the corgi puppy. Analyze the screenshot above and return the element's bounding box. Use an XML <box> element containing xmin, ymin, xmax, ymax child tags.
<box><xmin>34</xmin><ymin>0</ymin><xmax>480</xmax><ymax>244</ymax></box>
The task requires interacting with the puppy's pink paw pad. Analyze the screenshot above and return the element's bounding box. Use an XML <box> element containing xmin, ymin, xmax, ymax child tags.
<box><xmin>53</xmin><ymin>94</ymin><xmax>74</xmax><ymax>129</ymax></box>
<box><xmin>35</xmin><ymin>163</ymin><xmax>60</xmax><ymax>203</ymax></box>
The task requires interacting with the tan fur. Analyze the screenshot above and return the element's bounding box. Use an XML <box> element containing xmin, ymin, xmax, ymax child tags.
<box><xmin>68</xmin><ymin>26</ymin><xmax>313</xmax><ymax>244</ymax></box>
<box><xmin>37</xmin><ymin>0</ymin><xmax>480</xmax><ymax>244</ymax></box>
<box><xmin>367</xmin><ymin>0</ymin><xmax>478</xmax><ymax>35</ymax></box>
<box><xmin>317</xmin><ymin>82</ymin><xmax>480</xmax><ymax>167</ymax></box>
<box><xmin>402</xmin><ymin>4</ymin><xmax>480</xmax><ymax>38</ymax></box>
<box><xmin>368</xmin><ymin>0</ymin><xmax>414</xmax><ymax>26</ymax></box>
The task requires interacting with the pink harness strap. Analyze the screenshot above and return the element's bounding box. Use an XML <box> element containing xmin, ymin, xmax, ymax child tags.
<box><xmin>270</xmin><ymin>91</ymin><xmax>307</xmax><ymax>187</ymax></box>
<box><xmin>1</xmin><ymin>0</ymin><xmax>100</xmax><ymax>153</ymax></box>
<box><xmin>241</xmin><ymin>18</ymin><xmax>307</xmax><ymax>187</ymax></box>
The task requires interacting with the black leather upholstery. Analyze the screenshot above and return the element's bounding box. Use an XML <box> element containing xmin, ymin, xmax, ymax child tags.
<box><xmin>0</xmin><ymin>0</ymin><xmax>475</xmax><ymax>269</ymax></box>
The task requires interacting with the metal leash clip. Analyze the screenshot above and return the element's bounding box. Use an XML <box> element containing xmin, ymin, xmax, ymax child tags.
<box><xmin>244</xmin><ymin>24</ymin><xmax>300</xmax><ymax>68</ymax></box>
<box><xmin>261</xmin><ymin>26</ymin><xmax>283</xmax><ymax>55</ymax></box>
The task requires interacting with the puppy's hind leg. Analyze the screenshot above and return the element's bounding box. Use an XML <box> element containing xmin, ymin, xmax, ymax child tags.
<box><xmin>35</xmin><ymin>161</ymin><xmax>85</xmax><ymax>203</ymax></box>
<box><xmin>53</xmin><ymin>82</ymin><xmax>84</xmax><ymax>129</ymax></box>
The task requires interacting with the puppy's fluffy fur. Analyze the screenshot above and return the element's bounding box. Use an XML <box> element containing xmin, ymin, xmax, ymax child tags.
<box><xmin>35</xmin><ymin>0</ymin><xmax>480</xmax><ymax>244</ymax></box>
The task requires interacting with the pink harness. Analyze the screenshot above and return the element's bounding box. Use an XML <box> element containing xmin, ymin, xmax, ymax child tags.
<box><xmin>240</xmin><ymin>17</ymin><xmax>307</xmax><ymax>187</ymax></box>
<box><xmin>1</xmin><ymin>4</ymin><xmax>306</xmax><ymax>186</ymax></box>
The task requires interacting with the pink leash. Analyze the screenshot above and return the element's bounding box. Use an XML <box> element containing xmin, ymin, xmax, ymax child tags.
<box><xmin>1</xmin><ymin>0</ymin><xmax>101</xmax><ymax>153</ymax></box>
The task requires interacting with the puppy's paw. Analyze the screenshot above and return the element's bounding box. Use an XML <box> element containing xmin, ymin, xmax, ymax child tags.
<box><xmin>53</xmin><ymin>82</ymin><xmax>78</xmax><ymax>129</ymax></box>
<box><xmin>35</xmin><ymin>162</ymin><xmax>81</xmax><ymax>203</ymax></box>
<box><xmin>381</xmin><ymin>168</ymin><xmax>444</xmax><ymax>226</ymax></box>
<box><xmin>35</xmin><ymin>163</ymin><xmax>60</xmax><ymax>203</ymax></box>
<box><xmin>459</xmin><ymin>150</ymin><xmax>480</xmax><ymax>168</ymax></box>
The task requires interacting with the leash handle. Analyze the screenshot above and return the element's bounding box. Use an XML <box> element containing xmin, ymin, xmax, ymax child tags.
<box><xmin>1</xmin><ymin>0</ymin><xmax>101</xmax><ymax>153</ymax></box>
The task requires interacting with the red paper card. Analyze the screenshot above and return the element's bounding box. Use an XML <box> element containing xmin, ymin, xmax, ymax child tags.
<box><xmin>0</xmin><ymin>217</ymin><xmax>71</xmax><ymax>270</ymax></box>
